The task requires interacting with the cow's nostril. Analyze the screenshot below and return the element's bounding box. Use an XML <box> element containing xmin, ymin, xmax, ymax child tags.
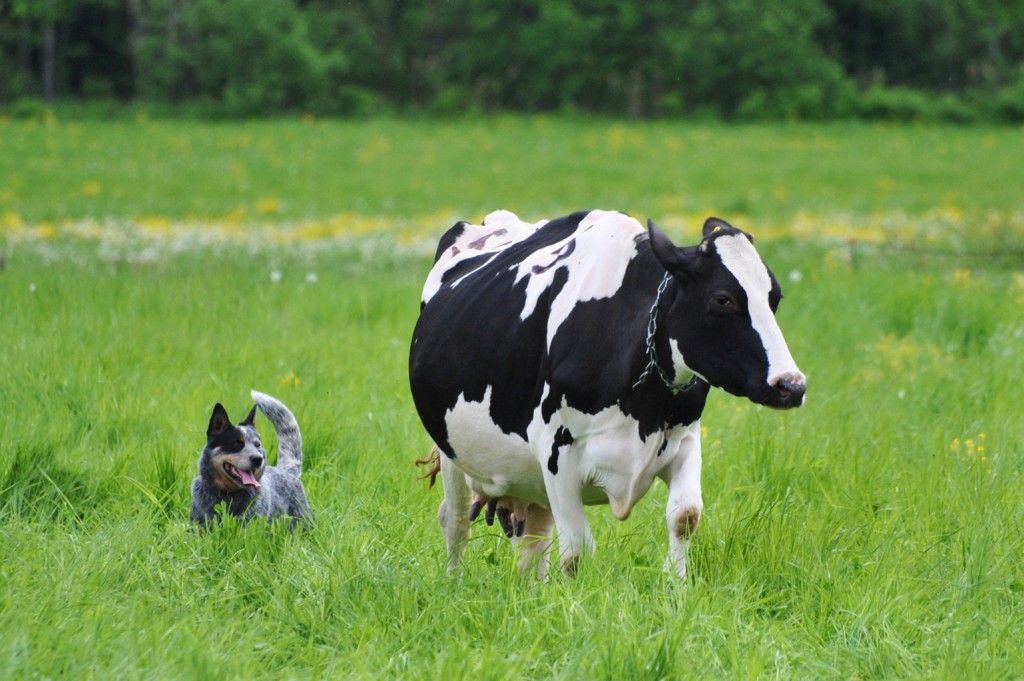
<box><xmin>770</xmin><ymin>373</ymin><xmax>806</xmax><ymax>407</ymax></box>
<box><xmin>778</xmin><ymin>378</ymin><xmax>806</xmax><ymax>404</ymax></box>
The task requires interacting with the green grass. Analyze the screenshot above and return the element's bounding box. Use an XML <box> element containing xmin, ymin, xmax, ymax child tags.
<box><xmin>1</xmin><ymin>118</ymin><xmax>1023</xmax><ymax>679</ymax></box>
<box><xmin>2</xmin><ymin>116</ymin><xmax>1024</xmax><ymax>224</ymax></box>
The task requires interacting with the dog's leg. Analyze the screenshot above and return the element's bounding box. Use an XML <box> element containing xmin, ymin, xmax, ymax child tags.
<box><xmin>437</xmin><ymin>447</ymin><xmax>472</xmax><ymax>573</ymax></box>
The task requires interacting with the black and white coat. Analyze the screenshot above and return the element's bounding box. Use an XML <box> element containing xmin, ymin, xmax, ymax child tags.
<box><xmin>409</xmin><ymin>210</ymin><xmax>805</xmax><ymax>578</ymax></box>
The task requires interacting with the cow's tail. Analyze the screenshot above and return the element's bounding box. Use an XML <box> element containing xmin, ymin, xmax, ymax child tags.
<box><xmin>415</xmin><ymin>444</ymin><xmax>442</xmax><ymax>488</ymax></box>
<box><xmin>251</xmin><ymin>390</ymin><xmax>303</xmax><ymax>477</ymax></box>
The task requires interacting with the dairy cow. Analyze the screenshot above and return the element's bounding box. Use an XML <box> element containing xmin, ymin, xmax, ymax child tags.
<box><xmin>409</xmin><ymin>209</ymin><xmax>805</xmax><ymax>578</ymax></box>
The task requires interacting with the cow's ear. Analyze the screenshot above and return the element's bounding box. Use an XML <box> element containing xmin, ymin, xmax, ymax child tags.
<box><xmin>648</xmin><ymin>219</ymin><xmax>682</xmax><ymax>268</ymax></box>
<box><xmin>648</xmin><ymin>219</ymin><xmax>698</xmax><ymax>274</ymax></box>
<box><xmin>208</xmin><ymin>403</ymin><xmax>231</xmax><ymax>437</ymax></box>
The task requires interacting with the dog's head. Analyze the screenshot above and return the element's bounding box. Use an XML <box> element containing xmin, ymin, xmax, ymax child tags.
<box><xmin>202</xmin><ymin>403</ymin><xmax>266</xmax><ymax>492</ymax></box>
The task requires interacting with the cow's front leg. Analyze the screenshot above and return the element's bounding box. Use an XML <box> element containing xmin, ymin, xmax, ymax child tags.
<box><xmin>541</xmin><ymin>445</ymin><xmax>594</xmax><ymax>576</ymax></box>
<box><xmin>661</xmin><ymin>422</ymin><xmax>703</xmax><ymax>580</ymax></box>
<box><xmin>437</xmin><ymin>448</ymin><xmax>473</xmax><ymax>573</ymax></box>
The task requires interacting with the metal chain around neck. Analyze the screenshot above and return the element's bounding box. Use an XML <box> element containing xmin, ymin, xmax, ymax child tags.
<box><xmin>633</xmin><ymin>272</ymin><xmax>698</xmax><ymax>394</ymax></box>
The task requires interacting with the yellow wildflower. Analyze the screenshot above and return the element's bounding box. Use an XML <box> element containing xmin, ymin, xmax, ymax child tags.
<box><xmin>951</xmin><ymin>268</ymin><xmax>972</xmax><ymax>287</ymax></box>
<box><xmin>357</xmin><ymin>135</ymin><xmax>392</xmax><ymax>164</ymax></box>
<box><xmin>255</xmin><ymin>197</ymin><xmax>281</xmax><ymax>215</ymax></box>
<box><xmin>1</xmin><ymin>210</ymin><xmax>24</xmax><ymax>231</ymax></box>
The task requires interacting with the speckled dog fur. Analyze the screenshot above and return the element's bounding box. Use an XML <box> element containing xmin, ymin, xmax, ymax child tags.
<box><xmin>190</xmin><ymin>390</ymin><xmax>312</xmax><ymax>528</ymax></box>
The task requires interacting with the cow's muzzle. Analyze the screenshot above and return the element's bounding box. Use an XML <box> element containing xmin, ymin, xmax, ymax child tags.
<box><xmin>769</xmin><ymin>372</ymin><xmax>806</xmax><ymax>409</ymax></box>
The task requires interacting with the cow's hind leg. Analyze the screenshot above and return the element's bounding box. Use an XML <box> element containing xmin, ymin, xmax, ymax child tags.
<box><xmin>661</xmin><ymin>424</ymin><xmax>703</xmax><ymax>580</ymax></box>
<box><xmin>512</xmin><ymin>504</ymin><xmax>554</xmax><ymax>580</ymax></box>
<box><xmin>436</xmin><ymin>447</ymin><xmax>473</xmax><ymax>573</ymax></box>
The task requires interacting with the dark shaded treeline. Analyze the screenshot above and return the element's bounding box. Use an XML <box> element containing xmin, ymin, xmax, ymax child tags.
<box><xmin>4</xmin><ymin>0</ymin><xmax>1024</xmax><ymax>121</ymax></box>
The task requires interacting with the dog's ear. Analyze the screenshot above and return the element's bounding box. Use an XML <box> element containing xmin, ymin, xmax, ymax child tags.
<box><xmin>241</xmin><ymin>404</ymin><xmax>257</xmax><ymax>427</ymax></box>
<box><xmin>208</xmin><ymin>403</ymin><xmax>232</xmax><ymax>438</ymax></box>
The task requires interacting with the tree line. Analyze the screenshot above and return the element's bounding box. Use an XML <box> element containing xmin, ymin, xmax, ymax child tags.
<box><xmin>4</xmin><ymin>0</ymin><xmax>1024</xmax><ymax>122</ymax></box>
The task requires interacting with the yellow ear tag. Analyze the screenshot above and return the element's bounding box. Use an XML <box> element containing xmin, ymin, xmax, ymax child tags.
<box><xmin>712</xmin><ymin>225</ymin><xmax>722</xmax><ymax>233</ymax></box>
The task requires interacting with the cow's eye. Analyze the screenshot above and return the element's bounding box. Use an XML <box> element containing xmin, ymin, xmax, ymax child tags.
<box><xmin>710</xmin><ymin>292</ymin><xmax>737</xmax><ymax>313</ymax></box>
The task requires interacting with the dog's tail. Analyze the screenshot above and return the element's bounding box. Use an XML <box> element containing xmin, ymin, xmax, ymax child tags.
<box><xmin>251</xmin><ymin>390</ymin><xmax>303</xmax><ymax>477</ymax></box>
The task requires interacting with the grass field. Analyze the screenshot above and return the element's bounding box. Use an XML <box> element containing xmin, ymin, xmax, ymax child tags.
<box><xmin>1</xmin><ymin>117</ymin><xmax>1023</xmax><ymax>679</ymax></box>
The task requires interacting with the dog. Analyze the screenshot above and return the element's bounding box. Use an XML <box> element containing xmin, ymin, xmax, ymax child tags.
<box><xmin>190</xmin><ymin>390</ymin><xmax>312</xmax><ymax>528</ymax></box>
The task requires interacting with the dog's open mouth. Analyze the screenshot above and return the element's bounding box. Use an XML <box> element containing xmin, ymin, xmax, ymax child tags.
<box><xmin>223</xmin><ymin>462</ymin><xmax>261</xmax><ymax>488</ymax></box>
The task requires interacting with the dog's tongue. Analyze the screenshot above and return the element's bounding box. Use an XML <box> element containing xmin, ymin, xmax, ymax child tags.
<box><xmin>239</xmin><ymin>470</ymin><xmax>261</xmax><ymax>488</ymax></box>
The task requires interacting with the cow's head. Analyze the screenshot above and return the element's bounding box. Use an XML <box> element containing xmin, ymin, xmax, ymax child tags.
<box><xmin>648</xmin><ymin>217</ymin><xmax>805</xmax><ymax>409</ymax></box>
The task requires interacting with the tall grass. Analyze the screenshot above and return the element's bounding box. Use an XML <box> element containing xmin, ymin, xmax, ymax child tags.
<box><xmin>1</xmin><ymin>119</ymin><xmax>1022</xmax><ymax>678</ymax></box>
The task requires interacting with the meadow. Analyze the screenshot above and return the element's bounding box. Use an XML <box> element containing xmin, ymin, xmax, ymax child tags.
<box><xmin>1</xmin><ymin>116</ymin><xmax>1023</xmax><ymax>679</ymax></box>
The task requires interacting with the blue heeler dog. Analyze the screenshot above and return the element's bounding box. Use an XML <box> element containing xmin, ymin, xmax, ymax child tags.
<box><xmin>191</xmin><ymin>390</ymin><xmax>312</xmax><ymax>528</ymax></box>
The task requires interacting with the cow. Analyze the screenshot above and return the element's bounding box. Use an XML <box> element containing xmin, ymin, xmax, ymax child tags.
<box><xmin>408</xmin><ymin>209</ymin><xmax>805</xmax><ymax>579</ymax></box>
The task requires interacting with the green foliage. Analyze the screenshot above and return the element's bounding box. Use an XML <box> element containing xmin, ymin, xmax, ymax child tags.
<box><xmin>187</xmin><ymin>0</ymin><xmax>327</xmax><ymax>114</ymax></box>
<box><xmin>933</xmin><ymin>92</ymin><xmax>978</xmax><ymax>124</ymax></box>
<box><xmin>0</xmin><ymin>30</ymin><xmax>34</xmax><ymax>102</ymax></box>
<box><xmin>6</xmin><ymin>96</ymin><xmax>52</xmax><ymax>120</ymax></box>
<box><xmin>661</xmin><ymin>0</ymin><xmax>844</xmax><ymax>120</ymax></box>
<box><xmin>990</xmin><ymin>77</ymin><xmax>1024</xmax><ymax>122</ymax></box>
<box><xmin>5</xmin><ymin>0</ymin><xmax>1024</xmax><ymax>120</ymax></box>
<box><xmin>131</xmin><ymin>0</ymin><xmax>343</xmax><ymax>114</ymax></box>
<box><xmin>857</xmin><ymin>86</ymin><xmax>935</xmax><ymax>122</ymax></box>
<box><xmin>852</xmin><ymin>87</ymin><xmax>984</xmax><ymax>124</ymax></box>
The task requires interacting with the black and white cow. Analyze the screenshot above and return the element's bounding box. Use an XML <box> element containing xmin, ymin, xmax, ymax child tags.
<box><xmin>409</xmin><ymin>209</ymin><xmax>805</xmax><ymax>578</ymax></box>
